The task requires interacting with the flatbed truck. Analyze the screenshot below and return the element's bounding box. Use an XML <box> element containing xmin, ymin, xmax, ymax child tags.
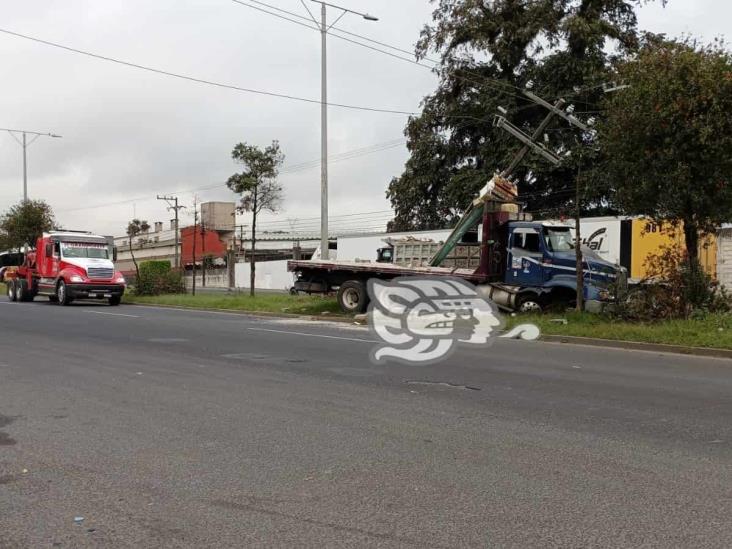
<box><xmin>288</xmin><ymin>177</ymin><xmax>626</xmax><ymax>314</ymax></box>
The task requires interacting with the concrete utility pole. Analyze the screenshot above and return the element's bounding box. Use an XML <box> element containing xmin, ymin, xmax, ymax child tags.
<box><xmin>157</xmin><ymin>195</ymin><xmax>185</xmax><ymax>270</ymax></box>
<box><xmin>307</xmin><ymin>1</ymin><xmax>378</xmax><ymax>260</ymax></box>
<box><xmin>192</xmin><ymin>200</ymin><xmax>198</xmax><ymax>296</ymax></box>
<box><xmin>2</xmin><ymin>127</ymin><xmax>62</xmax><ymax>202</ymax></box>
<box><xmin>495</xmin><ymin>87</ymin><xmax>592</xmax><ymax>311</ymax></box>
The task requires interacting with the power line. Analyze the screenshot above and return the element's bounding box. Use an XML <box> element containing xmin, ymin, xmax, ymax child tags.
<box><xmin>0</xmin><ymin>27</ymin><xmax>416</xmax><ymax>116</ymax></box>
<box><xmin>55</xmin><ymin>138</ymin><xmax>407</xmax><ymax>213</ymax></box>
<box><xmin>231</xmin><ymin>0</ymin><xmax>531</xmax><ymax>102</ymax></box>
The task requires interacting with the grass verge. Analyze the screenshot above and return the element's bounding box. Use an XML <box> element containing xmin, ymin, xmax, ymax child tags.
<box><xmin>507</xmin><ymin>311</ymin><xmax>732</xmax><ymax>350</ymax></box>
<box><xmin>124</xmin><ymin>291</ymin><xmax>342</xmax><ymax>316</ymax></box>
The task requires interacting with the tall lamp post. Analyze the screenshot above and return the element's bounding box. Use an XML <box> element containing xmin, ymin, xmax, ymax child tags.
<box><xmin>307</xmin><ymin>1</ymin><xmax>378</xmax><ymax>259</ymax></box>
<box><xmin>2</xmin><ymin>127</ymin><xmax>62</xmax><ymax>202</ymax></box>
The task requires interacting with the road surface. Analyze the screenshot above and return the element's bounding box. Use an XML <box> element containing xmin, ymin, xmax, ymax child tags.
<box><xmin>1</xmin><ymin>300</ymin><xmax>731</xmax><ymax>547</ymax></box>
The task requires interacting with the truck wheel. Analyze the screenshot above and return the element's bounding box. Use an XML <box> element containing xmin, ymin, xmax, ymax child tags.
<box><xmin>109</xmin><ymin>296</ymin><xmax>121</xmax><ymax>306</ymax></box>
<box><xmin>7</xmin><ymin>280</ymin><xmax>17</xmax><ymax>302</ymax></box>
<box><xmin>16</xmin><ymin>279</ymin><xmax>32</xmax><ymax>302</ymax></box>
<box><xmin>57</xmin><ymin>281</ymin><xmax>73</xmax><ymax>306</ymax></box>
<box><xmin>516</xmin><ymin>293</ymin><xmax>543</xmax><ymax>313</ymax></box>
<box><xmin>337</xmin><ymin>280</ymin><xmax>369</xmax><ymax>314</ymax></box>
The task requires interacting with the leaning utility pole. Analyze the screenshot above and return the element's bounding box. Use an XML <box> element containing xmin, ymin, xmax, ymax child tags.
<box><xmin>494</xmin><ymin>86</ymin><xmax>591</xmax><ymax>311</ymax></box>
<box><xmin>157</xmin><ymin>195</ymin><xmax>185</xmax><ymax>270</ymax></box>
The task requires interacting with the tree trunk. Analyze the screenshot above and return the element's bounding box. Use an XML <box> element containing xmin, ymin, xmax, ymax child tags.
<box><xmin>129</xmin><ymin>236</ymin><xmax>139</xmax><ymax>283</ymax></box>
<box><xmin>250</xmin><ymin>188</ymin><xmax>258</xmax><ymax>298</ymax></box>
<box><xmin>575</xmin><ymin>162</ymin><xmax>584</xmax><ymax>312</ymax></box>
<box><xmin>683</xmin><ymin>220</ymin><xmax>699</xmax><ymax>266</ymax></box>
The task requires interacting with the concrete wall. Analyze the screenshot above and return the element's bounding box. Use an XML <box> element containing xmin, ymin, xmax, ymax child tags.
<box><xmin>235</xmin><ymin>260</ymin><xmax>294</xmax><ymax>291</ymax></box>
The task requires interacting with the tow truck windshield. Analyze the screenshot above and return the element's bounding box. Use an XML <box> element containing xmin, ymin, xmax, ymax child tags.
<box><xmin>61</xmin><ymin>242</ymin><xmax>109</xmax><ymax>259</ymax></box>
<box><xmin>543</xmin><ymin>227</ymin><xmax>575</xmax><ymax>252</ymax></box>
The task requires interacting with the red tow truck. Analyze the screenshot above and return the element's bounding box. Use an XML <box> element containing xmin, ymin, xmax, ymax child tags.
<box><xmin>6</xmin><ymin>231</ymin><xmax>126</xmax><ymax>306</ymax></box>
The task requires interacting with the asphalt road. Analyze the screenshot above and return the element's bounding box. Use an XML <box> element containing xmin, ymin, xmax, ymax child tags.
<box><xmin>1</xmin><ymin>299</ymin><xmax>731</xmax><ymax>548</ymax></box>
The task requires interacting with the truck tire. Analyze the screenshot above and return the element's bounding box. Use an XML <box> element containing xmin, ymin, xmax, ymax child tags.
<box><xmin>337</xmin><ymin>280</ymin><xmax>369</xmax><ymax>314</ymax></box>
<box><xmin>516</xmin><ymin>293</ymin><xmax>543</xmax><ymax>313</ymax></box>
<box><xmin>109</xmin><ymin>296</ymin><xmax>121</xmax><ymax>306</ymax></box>
<box><xmin>16</xmin><ymin>279</ymin><xmax>32</xmax><ymax>302</ymax></box>
<box><xmin>7</xmin><ymin>279</ymin><xmax>17</xmax><ymax>302</ymax></box>
<box><xmin>57</xmin><ymin>280</ymin><xmax>73</xmax><ymax>306</ymax></box>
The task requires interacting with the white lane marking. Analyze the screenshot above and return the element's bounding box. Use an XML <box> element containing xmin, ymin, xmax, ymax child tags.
<box><xmin>84</xmin><ymin>310</ymin><xmax>140</xmax><ymax>318</ymax></box>
<box><xmin>246</xmin><ymin>326</ymin><xmax>375</xmax><ymax>343</ymax></box>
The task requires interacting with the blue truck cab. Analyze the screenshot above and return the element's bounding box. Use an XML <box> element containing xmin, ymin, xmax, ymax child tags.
<box><xmin>502</xmin><ymin>221</ymin><xmax>625</xmax><ymax>312</ymax></box>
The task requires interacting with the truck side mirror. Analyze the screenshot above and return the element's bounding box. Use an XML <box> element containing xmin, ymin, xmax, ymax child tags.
<box><xmin>113</xmin><ymin>246</ymin><xmax>118</xmax><ymax>262</ymax></box>
<box><xmin>45</xmin><ymin>243</ymin><xmax>52</xmax><ymax>257</ymax></box>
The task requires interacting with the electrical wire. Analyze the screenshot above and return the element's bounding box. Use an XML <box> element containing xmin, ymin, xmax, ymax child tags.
<box><xmin>0</xmin><ymin>27</ymin><xmax>417</xmax><ymax>116</ymax></box>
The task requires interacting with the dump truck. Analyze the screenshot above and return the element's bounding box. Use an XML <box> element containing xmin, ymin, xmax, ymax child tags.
<box><xmin>5</xmin><ymin>231</ymin><xmax>126</xmax><ymax>306</ymax></box>
<box><xmin>288</xmin><ymin>176</ymin><xmax>626</xmax><ymax>314</ymax></box>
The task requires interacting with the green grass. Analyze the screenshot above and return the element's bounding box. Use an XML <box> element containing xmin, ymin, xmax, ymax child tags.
<box><xmin>507</xmin><ymin>311</ymin><xmax>732</xmax><ymax>349</ymax></box>
<box><xmin>125</xmin><ymin>291</ymin><xmax>342</xmax><ymax>316</ymax></box>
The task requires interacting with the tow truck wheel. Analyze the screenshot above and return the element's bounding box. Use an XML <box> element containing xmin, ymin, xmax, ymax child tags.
<box><xmin>337</xmin><ymin>280</ymin><xmax>369</xmax><ymax>314</ymax></box>
<box><xmin>516</xmin><ymin>293</ymin><xmax>543</xmax><ymax>313</ymax></box>
<box><xmin>57</xmin><ymin>281</ymin><xmax>72</xmax><ymax>306</ymax></box>
<box><xmin>16</xmin><ymin>279</ymin><xmax>30</xmax><ymax>302</ymax></box>
<box><xmin>7</xmin><ymin>279</ymin><xmax>17</xmax><ymax>302</ymax></box>
<box><xmin>109</xmin><ymin>296</ymin><xmax>121</xmax><ymax>306</ymax></box>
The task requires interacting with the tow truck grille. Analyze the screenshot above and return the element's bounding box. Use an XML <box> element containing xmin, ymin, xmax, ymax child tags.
<box><xmin>87</xmin><ymin>267</ymin><xmax>114</xmax><ymax>279</ymax></box>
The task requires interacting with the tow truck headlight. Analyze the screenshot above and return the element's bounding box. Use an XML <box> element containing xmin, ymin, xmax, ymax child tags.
<box><xmin>70</xmin><ymin>274</ymin><xmax>85</xmax><ymax>283</ymax></box>
<box><xmin>114</xmin><ymin>275</ymin><xmax>126</xmax><ymax>284</ymax></box>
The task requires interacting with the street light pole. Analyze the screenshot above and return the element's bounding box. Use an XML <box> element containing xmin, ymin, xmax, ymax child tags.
<box><xmin>308</xmin><ymin>1</ymin><xmax>378</xmax><ymax>260</ymax></box>
<box><xmin>2</xmin><ymin>127</ymin><xmax>62</xmax><ymax>202</ymax></box>
<box><xmin>320</xmin><ymin>1</ymin><xmax>328</xmax><ymax>260</ymax></box>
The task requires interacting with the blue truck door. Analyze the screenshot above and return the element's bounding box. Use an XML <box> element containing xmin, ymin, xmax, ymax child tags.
<box><xmin>507</xmin><ymin>228</ymin><xmax>544</xmax><ymax>286</ymax></box>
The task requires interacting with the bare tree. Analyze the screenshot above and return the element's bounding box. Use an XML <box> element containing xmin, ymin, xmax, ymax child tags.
<box><xmin>126</xmin><ymin>218</ymin><xmax>150</xmax><ymax>283</ymax></box>
<box><xmin>226</xmin><ymin>140</ymin><xmax>284</xmax><ymax>296</ymax></box>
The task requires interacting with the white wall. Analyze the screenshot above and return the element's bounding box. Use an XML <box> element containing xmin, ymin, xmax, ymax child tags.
<box><xmin>235</xmin><ymin>260</ymin><xmax>295</xmax><ymax>291</ymax></box>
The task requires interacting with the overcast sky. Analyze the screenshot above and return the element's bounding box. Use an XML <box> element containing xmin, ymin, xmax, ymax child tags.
<box><xmin>0</xmin><ymin>0</ymin><xmax>727</xmax><ymax>237</ymax></box>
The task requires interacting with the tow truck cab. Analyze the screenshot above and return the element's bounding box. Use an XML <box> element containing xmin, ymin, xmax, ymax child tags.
<box><xmin>18</xmin><ymin>231</ymin><xmax>126</xmax><ymax>305</ymax></box>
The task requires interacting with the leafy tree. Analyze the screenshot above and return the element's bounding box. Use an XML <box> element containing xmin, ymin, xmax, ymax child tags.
<box><xmin>126</xmin><ymin>218</ymin><xmax>150</xmax><ymax>283</ymax></box>
<box><xmin>387</xmin><ymin>0</ymin><xmax>663</xmax><ymax>230</ymax></box>
<box><xmin>600</xmin><ymin>38</ymin><xmax>732</xmax><ymax>262</ymax></box>
<box><xmin>226</xmin><ymin>140</ymin><xmax>284</xmax><ymax>296</ymax></box>
<box><xmin>0</xmin><ymin>200</ymin><xmax>56</xmax><ymax>249</ymax></box>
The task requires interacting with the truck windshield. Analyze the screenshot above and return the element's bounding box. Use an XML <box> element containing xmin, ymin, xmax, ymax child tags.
<box><xmin>61</xmin><ymin>243</ymin><xmax>109</xmax><ymax>259</ymax></box>
<box><xmin>543</xmin><ymin>228</ymin><xmax>574</xmax><ymax>252</ymax></box>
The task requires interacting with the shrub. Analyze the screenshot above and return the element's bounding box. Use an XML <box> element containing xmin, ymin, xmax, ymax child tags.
<box><xmin>136</xmin><ymin>260</ymin><xmax>185</xmax><ymax>296</ymax></box>
<box><xmin>612</xmin><ymin>246</ymin><xmax>731</xmax><ymax>321</ymax></box>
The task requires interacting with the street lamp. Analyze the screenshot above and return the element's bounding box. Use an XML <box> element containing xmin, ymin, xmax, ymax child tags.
<box><xmin>308</xmin><ymin>1</ymin><xmax>378</xmax><ymax>259</ymax></box>
<box><xmin>2</xmin><ymin>127</ymin><xmax>63</xmax><ymax>202</ymax></box>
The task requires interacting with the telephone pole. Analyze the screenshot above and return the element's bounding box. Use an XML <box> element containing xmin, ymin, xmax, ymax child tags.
<box><xmin>494</xmin><ymin>86</ymin><xmax>593</xmax><ymax>311</ymax></box>
<box><xmin>192</xmin><ymin>199</ymin><xmax>198</xmax><ymax>296</ymax></box>
<box><xmin>157</xmin><ymin>195</ymin><xmax>185</xmax><ymax>270</ymax></box>
<box><xmin>2</xmin><ymin>127</ymin><xmax>62</xmax><ymax>201</ymax></box>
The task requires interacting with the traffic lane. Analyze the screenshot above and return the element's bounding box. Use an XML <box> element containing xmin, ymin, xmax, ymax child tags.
<box><xmin>3</xmin><ymin>299</ymin><xmax>732</xmax><ymax>453</ymax></box>
<box><xmin>0</xmin><ymin>327</ymin><xmax>731</xmax><ymax>547</ymax></box>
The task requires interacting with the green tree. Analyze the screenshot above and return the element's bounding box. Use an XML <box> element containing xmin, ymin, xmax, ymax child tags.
<box><xmin>387</xmin><ymin>0</ymin><xmax>662</xmax><ymax>231</ymax></box>
<box><xmin>126</xmin><ymin>218</ymin><xmax>150</xmax><ymax>283</ymax></box>
<box><xmin>226</xmin><ymin>140</ymin><xmax>284</xmax><ymax>296</ymax></box>
<box><xmin>0</xmin><ymin>199</ymin><xmax>56</xmax><ymax>249</ymax></box>
<box><xmin>600</xmin><ymin>38</ymin><xmax>732</xmax><ymax>262</ymax></box>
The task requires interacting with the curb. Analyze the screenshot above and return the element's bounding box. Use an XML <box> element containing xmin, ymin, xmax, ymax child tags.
<box><xmin>540</xmin><ymin>334</ymin><xmax>732</xmax><ymax>360</ymax></box>
<box><xmin>124</xmin><ymin>301</ymin><xmax>359</xmax><ymax>324</ymax></box>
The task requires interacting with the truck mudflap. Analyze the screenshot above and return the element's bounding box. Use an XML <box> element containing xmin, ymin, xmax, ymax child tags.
<box><xmin>67</xmin><ymin>284</ymin><xmax>125</xmax><ymax>299</ymax></box>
